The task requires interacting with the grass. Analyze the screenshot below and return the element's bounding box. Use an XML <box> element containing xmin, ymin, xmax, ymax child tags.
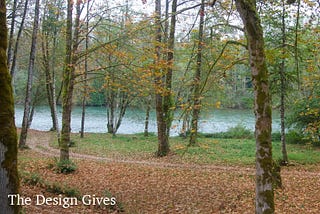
<box><xmin>50</xmin><ymin>132</ymin><xmax>320</xmax><ymax>166</ymax></box>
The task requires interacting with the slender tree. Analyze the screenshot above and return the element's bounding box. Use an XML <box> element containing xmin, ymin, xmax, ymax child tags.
<box><xmin>41</xmin><ymin>0</ymin><xmax>62</xmax><ymax>137</ymax></box>
<box><xmin>19</xmin><ymin>0</ymin><xmax>40</xmax><ymax>148</ymax></box>
<box><xmin>60</xmin><ymin>0</ymin><xmax>74</xmax><ymax>161</ymax></box>
<box><xmin>80</xmin><ymin>0</ymin><xmax>90</xmax><ymax>138</ymax></box>
<box><xmin>189</xmin><ymin>0</ymin><xmax>205</xmax><ymax>145</ymax></box>
<box><xmin>60</xmin><ymin>0</ymin><xmax>82</xmax><ymax>161</ymax></box>
<box><xmin>7</xmin><ymin>0</ymin><xmax>18</xmax><ymax>68</ymax></box>
<box><xmin>280</xmin><ymin>0</ymin><xmax>288</xmax><ymax>164</ymax></box>
<box><xmin>235</xmin><ymin>0</ymin><xmax>275</xmax><ymax>213</ymax></box>
<box><xmin>0</xmin><ymin>0</ymin><xmax>20</xmax><ymax>212</ymax></box>
<box><xmin>154</xmin><ymin>0</ymin><xmax>170</xmax><ymax>156</ymax></box>
<box><xmin>9</xmin><ymin>0</ymin><xmax>29</xmax><ymax>78</ymax></box>
<box><xmin>163</xmin><ymin>0</ymin><xmax>177</xmax><ymax>137</ymax></box>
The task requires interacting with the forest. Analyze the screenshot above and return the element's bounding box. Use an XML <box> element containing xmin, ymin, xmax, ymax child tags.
<box><xmin>0</xmin><ymin>0</ymin><xmax>319</xmax><ymax>213</ymax></box>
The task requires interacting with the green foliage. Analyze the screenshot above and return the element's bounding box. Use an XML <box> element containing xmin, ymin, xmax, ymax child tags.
<box><xmin>20</xmin><ymin>170</ymin><xmax>81</xmax><ymax>198</ymax></box>
<box><xmin>285</xmin><ymin>130</ymin><xmax>307</xmax><ymax>145</ymax></box>
<box><xmin>287</xmin><ymin>96</ymin><xmax>320</xmax><ymax>145</ymax></box>
<box><xmin>53</xmin><ymin>158</ymin><xmax>77</xmax><ymax>174</ymax></box>
<box><xmin>202</xmin><ymin>124</ymin><xmax>254</xmax><ymax>139</ymax></box>
<box><xmin>20</xmin><ymin>172</ymin><xmax>42</xmax><ymax>185</ymax></box>
<box><xmin>50</xmin><ymin>132</ymin><xmax>320</xmax><ymax>165</ymax></box>
<box><xmin>46</xmin><ymin>183</ymin><xmax>81</xmax><ymax>199</ymax></box>
<box><xmin>87</xmin><ymin>78</ymin><xmax>106</xmax><ymax>106</ymax></box>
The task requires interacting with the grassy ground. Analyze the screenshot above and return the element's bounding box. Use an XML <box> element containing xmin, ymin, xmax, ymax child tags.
<box><xmin>50</xmin><ymin>132</ymin><xmax>320</xmax><ymax>166</ymax></box>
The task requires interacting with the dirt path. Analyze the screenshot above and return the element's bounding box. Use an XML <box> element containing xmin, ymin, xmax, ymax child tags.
<box><xmin>21</xmin><ymin>130</ymin><xmax>320</xmax><ymax>213</ymax></box>
<box><xmin>26</xmin><ymin>129</ymin><xmax>320</xmax><ymax>177</ymax></box>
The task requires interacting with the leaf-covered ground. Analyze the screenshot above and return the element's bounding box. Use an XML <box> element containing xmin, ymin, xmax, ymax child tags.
<box><xmin>18</xmin><ymin>130</ymin><xmax>320</xmax><ymax>213</ymax></box>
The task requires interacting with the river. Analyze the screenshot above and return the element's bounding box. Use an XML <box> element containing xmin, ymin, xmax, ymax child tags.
<box><xmin>14</xmin><ymin>105</ymin><xmax>280</xmax><ymax>135</ymax></box>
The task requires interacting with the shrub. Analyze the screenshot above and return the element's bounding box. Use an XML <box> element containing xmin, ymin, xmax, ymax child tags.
<box><xmin>53</xmin><ymin>158</ymin><xmax>77</xmax><ymax>174</ymax></box>
<box><xmin>287</xmin><ymin>94</ymin><xmax>320</xmax><ymax>145</ymax></box>
<box><xmin>201</xmin><ymin>124</ymin><xmax>254</xmax><ymax>139</ymax></box>
<box><xmin>286</xmin><ymin>130</ymin><xmax>308</xmax><ymax>145</ymax></box>
<box><xmin>271</xmin><ymin>132</ymin><xmax>281</xmax><ymax>141</ymax></box>
<box><xmin>21</xmin><ymin>172</ymin><xmax>42</xmax><ymax>185</ymax></box>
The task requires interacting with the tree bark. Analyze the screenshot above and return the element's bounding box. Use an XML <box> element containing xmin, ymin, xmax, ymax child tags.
<box><xmin>0</xmin><ymin>0</ymin><xmax>20</xmax><ymax>212</ymax></box>
<box><xmin>163</xmin><ymin>0</ymin><xmax>177</xmax><ymax>137</ymax></box>
<box><xmin>19</xmin><ymin>0</ymin><xmax>40</xmax><ymax>148</ymax></box>
<box><xmin>235</xmin><ymin>0</ymin><xmax>275</xmax><ymax>213</ymax></box>
<box><xmin>144</xmin><ymin>95</ymin><xmax>152</xmax><ymax>137</ymax></box>
<box><xmin>7</xmin><ymin>0</ymin><xmax>17</xmax><ymax>68</ymax></box>
<box><xmin>9</xmin><ymin>0</ymin><xmax>28</xmax><ymax>78</ymax></box>
<box><xmin>80</xmin><ymin>0</ymin><xmax>90</xmax><ymax>138</ymax></box>
<box><xmin>294</xmin><ymin>0</ymin><xmax>301</xmax><ymax>90</ymax></box>
<box><xmin>41</xmin><ymin>27</ymin><xmax>59</xmax><ymax>132</ymax></box>
<box><xmin>280</xmin><ymin>0</ymin><xmax>288</xmax><ymax>164</ymax></box>
<box><xmin>189</xmin><ymin>0</ymin><xmax>205</xmax><ymax>146</ymax></box>
<box><xmin>154</xmin><ymin>0</ymin><xmax>170</xmax><ymax>157</ymax></box>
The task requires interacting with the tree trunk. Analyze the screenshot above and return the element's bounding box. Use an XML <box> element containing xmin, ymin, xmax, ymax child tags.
<box><xmin>80</xmin><ymin>0</ymin><xmax>90</xmax><ymax>138</ymax></box>
<box><xmin>19</xmin><ymin>0</ymin><xmax>40</xmax><ymax>148</ymax></box>
<box><xmin>154</xmin><ymin>0</ymin><xmax>170</xmax><ymax>157</ymax></box>
<box><xmin>144</xmin><ymin>95</ymin><xmax>152</xmax><ymax>137</ymax></box>
<box><xmin>294</xmin><ymin>0</ymin><xmax>301</xmax><ymax>90</ymax></box>
<box><xmin>235</xmin><ymin>0</ymin><xmax>275</xmax><ymax>213</ymax></box>
<box><xmin>280</xmin><ymin>0</ymin><xmax>288</xmax><ymax>164</ymax></box>
<box><xmin>41</xmin><ymin>29</ymin><xmax>58</xmax><ymax>132</ymax></box>
<box><xmin>163</xmin><ymin>0</ymin><xmax>177</xmax><ymax>137</ymax></box>
<box><xmin>61</xmin><ymin>0</ymin><xmax>75</xmax><ymax>161</ymax></box>
<box><xmin>180</xmin><ymin>110</ymin><xmax>190</xmax><ymax>138</ymax></box>
<box><xmin>189</xmin><ymin>0</ymin><xmax>205</xmax><ymax>146</ymax></box>
<box><xmin>7</xmin><ymin>0</ymin><xmax>17</xmax><ymax>68</ymax></box>
<box><xmin>0</xmin><ymin>0</ymin><xmax>20</xmax><ymax>212</ymax></box>
<box><xmin>106</xmin><ymin>89</ymin><xmax>130</xmax><ymax>135</ymax></box>
<box><xmin>50</xmin><ymin>0</ymin><xmax>62</xmax><ymax>141</ymax></box>
<box><xmin>9</xmin><ymin>0</ymin><xmax>28</xmax><ymax>78</ymax></box>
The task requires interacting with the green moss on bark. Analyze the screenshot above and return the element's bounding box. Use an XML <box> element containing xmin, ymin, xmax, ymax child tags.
<box><xmin>0</xmin><ymin>1</ymin><xmax>20</xmax><ymax>213</ymax></box>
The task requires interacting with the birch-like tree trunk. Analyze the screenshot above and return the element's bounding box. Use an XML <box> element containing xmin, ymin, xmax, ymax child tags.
<box><xmin>19</xmin><ymin>0</ymin><xmax>40</xmax><ymax>148</ymax></box>
<box><xmin>0</xmin><ymin>0</ymin><xmax>19</xmax><ymax>212</ymax></box>
<box><xmin>235</xmin><ymin>0</ymin><xmax>275</xmax><ymax>213</ymax></box>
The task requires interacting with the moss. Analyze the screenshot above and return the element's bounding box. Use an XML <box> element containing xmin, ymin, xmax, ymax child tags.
<box><xmin>258</xmin><ymin>190</ymin><xmax>275</xmax><ymax>214</ymax></box>
<box><xmin>0</xmin><ymin>2</ymin><xmax>20</xmax><ymax>212</ymax></box>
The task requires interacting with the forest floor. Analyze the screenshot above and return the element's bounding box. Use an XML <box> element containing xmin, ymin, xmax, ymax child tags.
<box><xmin>18</xmin><ymin>129</ymin><xmax>320</xmax><ymax>213</ymax></box>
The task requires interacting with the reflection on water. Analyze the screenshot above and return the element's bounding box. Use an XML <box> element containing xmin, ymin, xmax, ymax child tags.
<box><xmin>15</xmin><ymin>105</ymin><xmax>280</xmax><ymax>136</ymax></box>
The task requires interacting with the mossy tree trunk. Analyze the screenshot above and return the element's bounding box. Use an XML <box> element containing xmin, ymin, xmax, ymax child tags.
<box><xmin>18</xmin><ymin>0</ymin><xmax>40</xmax><ymax>148</ymax></box>
<box><xmin>189</xmin><ymin>0</ymin><xmax>205</xmax><ymax>146</ymax></box>
<box><xmin>0</xmin><ymin>0</ymin><xmax>20</xmax><ymax>212</ymax></box>
<box><xmin>60</xmin><ymin>0</ymin><xmax>82</xmax><ymax>161</ymax></box>
<box><xmin>154</xmin><ymin>0</ymin><xmax>170</xmax><ymax>157</ymax></box>
<box><xmin>235</xmin><ymin>0</ymin><xmax>275</xmax><ymax>213</ymax></box>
